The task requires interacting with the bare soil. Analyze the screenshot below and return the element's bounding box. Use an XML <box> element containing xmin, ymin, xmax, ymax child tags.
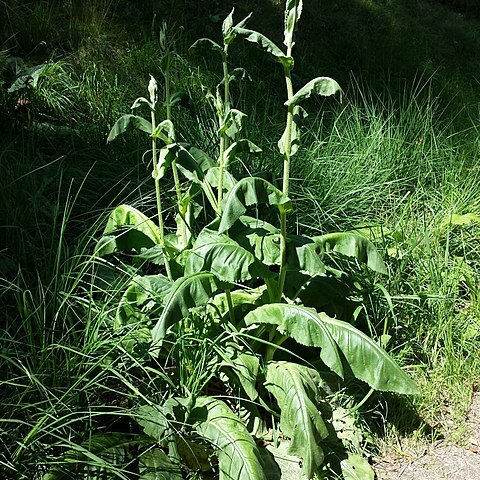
<box><xmin>374</xmin><ymin>393</ymin><xmax>480</xmax><ymax>480</ymax></box>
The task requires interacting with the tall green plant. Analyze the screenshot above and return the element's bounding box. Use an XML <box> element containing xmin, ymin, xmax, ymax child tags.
<box><xmin>61</xmin><ymin>3</ymin><xmax>419</xmax><ymax>479</ymax></box>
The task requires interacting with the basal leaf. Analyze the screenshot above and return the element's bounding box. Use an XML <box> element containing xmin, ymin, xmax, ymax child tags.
<box><xmin>102</xmin><ymin>204</ymin><xmax>161</xmax><ymax>245</ymax></box>
<box><xmin>340</xmin><ymin>453</ymin><xmax>375</xmax><ymax>480</ymax></box>
<box><xmin>219</xmin><ymin>177</ymin><xmax>292</xmax><ymax>233</ymax></box>
<box><xmin>94</xmin><ymin>231</ymin><xmax>156</xmax><ymax>257</ymax></box>
<box><xmin>150</xmin><ymin>272</ymin><xmax>222</xmax><ymax>349</ymax></box>
<box><xmin>234</xmin><ymin>27</ymin><xmax>294</xmax><ymax>69</ymax></box>
<box><xmin>180</xmin><ymin>228</ymin><xmax>271</xmax><ymax>282</ymax></box>
<box><xmin>314</xmin><ymin>232</ymin><xmax>387</xmax><ymax>274</ymax></box>
<box><xmin>285</xmin><ymin>77</ymin><xmax>342</xmax><ymax>107</ymax></box>
<box><xmin>136</xmin><ymin>405</ymin><xmax>170</xmax><ymax>443</ymax></box>
<box><xmin>318</xmin><ymin>313</ymin><xmax>419</xmax><ymax>394</ymax></box>
<box><xmin>139</xmin><ymin>449</ymin><xmax>183</xmax><ymax>480</ymax></box>
<box><xmin>116</xmin><ymin>274</ymin><xmax>172</xmax><ymax>328</ymax></box>
<box><xmin>107</xmin><ymin>114</ymin><xmax>152</xmax><ymax>142</ymax></box>
<box><xmin>244</xmin><ymin>304</ymin><xmax>344</xmax><ymax>378</ymax></box>
<box><xmin>189</xmin><ymin>397</ymin><xmax>267</xmax><ymax>480</ymax></box>
<box><xmin>265</xmin><ymin>361</ymin><xmax>327</xmax><ymax>479</ymax></box>
<box><xmin>219</xmin><ymin>346</ymin><xmax>260</xmax><ymax>400</ymax></box>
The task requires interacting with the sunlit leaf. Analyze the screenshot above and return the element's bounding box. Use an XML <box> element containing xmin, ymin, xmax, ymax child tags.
<box><xmin>219</xmin><ymin>177</ymin><xmax>292</xmax><ymax>233</ymax></box>
<box><xmin>265</xmin><ymin>361</ymin><xmax>327</xmax><ymax>478</ymax></box>
<box><xmin>285</xmin><ymin>77</ymin><xmax>342</xmax><ymax>107</ymax></box>
<box><xmin>278</xmin><ymin>105</ymin><xmax>307</xmax><ymax>156</ymax></box>
<box><xmin>107</xmin><ymin>114</ymin><xmax>152</xmax><ymax>142</ymax></box>
<box><xmin>245</xmin><ymin>304</ymin><xmax>343</xmax><ymax>378</ymax></box>
<box><xmin>234</xmin><ymin>27</ymin><xmax>294</xmax><ymax>69</ymax></box>
<box><xmin>284</xmin><ymin>0</ymin><xmax>303</xmax><ymax>49</ymax></box>
<box><xmin>189</xmin><ymin>397</ymin><xmax>267</xmax><ymax>480</ymax></box>
<box><xmin>150</xmin><ymin>272</ymin><xmax>222</xmax><ymax>349</ymax></box>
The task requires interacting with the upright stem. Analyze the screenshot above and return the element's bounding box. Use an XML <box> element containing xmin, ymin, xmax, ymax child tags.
<box><xmin>276</xmin><ymin>47</ymin><xmax>294</xmax><ymax>301</ymax></box>
<box><xmin>165</xmin><ymin>61</ymin><xmax>188</xmax><ymax>248</ymax></box>
<box><xmin>217</xmin><ymin>49</ymin><xmax>230</xmax><ymax>210</ymax></box>
<box><xmin>151</xmin><ymin>108</ymin><xmax>173</xmax><ymax>281</ymax></box>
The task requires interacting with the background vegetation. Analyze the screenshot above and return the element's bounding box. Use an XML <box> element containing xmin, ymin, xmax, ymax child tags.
<box><xmin>1</xmin><ymin>0</ymin><xmax>479</xmax><ymax>478</ymax></box>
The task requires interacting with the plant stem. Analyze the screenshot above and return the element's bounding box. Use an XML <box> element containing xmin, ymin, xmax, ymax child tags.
<box><xmin>277</xmin><ymin>47</ymin><xmax>295</xmax><ymax>301</ymax></box>
<box><xmin>151</xmin><ymin>108</ymin><xmax>173</xmax><ymax>281</ymax></box>
<box><xmin>165</xmin><ymin>60</ymin><xmax>188</xmax><ymax>248</ymax></box>
<box><xmin>217</xmin><ymin>49</ymin><xmax>230</xmax><ymax>210</ymax></box>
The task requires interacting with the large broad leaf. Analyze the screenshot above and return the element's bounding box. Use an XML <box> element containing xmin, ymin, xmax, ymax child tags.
<box><xmin>340</xmin><ymin>453</ymin><xmax>375</xmax><ymax>480</ymax></box>
<box><xmin>42</xmin><ymin>433</ymin><xmax>138</xmax><ymax>480</ymax></box>
<box><xmin>265</xmin><ymin>361</ymin><xmax>328</xmax><ymax>479</ymax></box>
<box><xmin>180</xmin><ymin>228</ymin><xmax>271</xmax><ymax>282</ymax></box>
<box><xmin>285</xmin><ymin>77</ymin><xmax>342</xmax><ymax>107</ymax></box>
<box><xmin>219</xmin><ymin>177</ymin><xmax>292</xmax><ymax>233</ymax></box>
<box><xmin>139</xmin><ymin>449</ymin><xmax>183</xmax><ymax>480</ymax></box>
<box><xmin>107</xmin><ymin>114</ymin><xmax>152</xmax><ymax>142</ymax></box>
<box><xmin>316</xmin><ymin>312</ymin><xmax>419</xmax><ymax>394</ymax></box>
<box><xmin>218</xmin><ymin>346</ymin><xmax>260</xmax><ymax>401</ymax></box>
<box><xmin>234</xmin><ymin>27</ymin><xmax>294</xmax><ymax>70</ymax></box>
<box><xmin>150</xmin><ymin>272</ymin><xmax>222</xmax><ymax>349</ymax></box>
<box><xmin>102</xmin><ymin>205</ymin><xmax>161</xmax><ymax>245</ymax></box>
<box><xmin>189</xmin><ymin>397</ymin><xmax>267</xmax><ymax>480</ymax></box>
<box><xmin>209</xmin><ymin>285</ymin><xmax>268</xmax><ymax>319</ymax></box>
<box><xmin>247</xmin><ymin>304</ymin><xmax>418</xmax><ymax>394</ymax></box>
<box><xmin>244</xmin><ymin>304</ymin><xmax>343</xmax><ymax>378</ymax></box>
<box><xmin>116</xmin><ymin>274</ymin><xmax>172</xmax><ymax>327</ymax></box>
<box><xmin>314</xmin><ymin>232</ymin><xmax>387</xmax><ymax>274</ymax></box>
<box><xmin>284</xmin><ymin>0</ymin><xmax>303</xmax><ymax>49</ymax></box>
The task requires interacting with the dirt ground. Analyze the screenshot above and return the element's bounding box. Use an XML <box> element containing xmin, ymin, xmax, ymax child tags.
<box><xmin>374</xmin><ymin>394</ymin><xmax>480</xmax><ymax>480</ymax></box>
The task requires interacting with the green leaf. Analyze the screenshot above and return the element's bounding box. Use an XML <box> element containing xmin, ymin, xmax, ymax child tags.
<box><xmin>205</xmin><ymin>167</ymin><xmax>237</xmax><ymax>191</ymax></box>
<box><xmin>265</xmin><ymin>361</ymin><xmax>327</xmax><ymax>478</ymax></box>
<box><xmin>209</xmin><ymin>286</ymin><xmax>268</xmax><ymax>319</ymax></box>
<box><xmin>139</xmin><ymin>449</ymin><xmax>183</xmax><ymax>480</ymax></box>
<box><xmin>285</xmin><ymin>77</ymin><xmax>342</xmax><ymax>107</ymax></box>
<box><xmin>284</xmin><ymin>0</ymin><xmax>303</xmax><ymax>49</ymax></box>
<box><xmin>94</xmin><ymin>231</ymin><xmax>156</xmax><ymax>257</ymax></box>
<box><xmin>316</xmin><ymin>313</ymin><xmax>419</xmax><ymax>394</ymax></box>
<box><xmin>107</xmin><ymin>114</ymin><xmax>152</xmax><ymax>142</ymax></box>
<box><xmin>180</xmin><ymin>228</ymin><xmax>271</xmax><ymax>282</ymax></box>
<box><xmin>224</xmin><ymin>139</ymin><xmax>262</xmax><ymax>168</ymax></box>
<box><xmin>219</xmin><ymin>109</ymin><xmax>247</xmax><ymax>140</ymax></box>
<box><xmin>116</xmin><ymin>274</ymin><xmax>172</xmax><ymax>327</ymax></box>
<box><xmin>219</xmin><ymin>177</ymin><xmax>292</xmax><ymax>233</ymax></box>
<box><xmin>42</xmin><ymin>433</ymin><xmax>136</xmax><ymax>480</ymax></box>
<box><xmin>102</xmin><ymin>204</ymin><xmax>161</xmax><ymax>245</ymax></box>
<box><xmin>278</xmin><ymin>105</ymin><xmax>307</xmax><ymax>156</ymax></box>
<box><xmin>245</xmin><ymin>304</ymin><xmax>344</xmax><ymax>378</ymax></box>
<box><xmin>190</xmin><ymin>397</ymin><xmax>267</xmax><ymax>480</ymax></box>
<box><xmin>190</xmin><ymin>38</ymin><xmax>224</xmax><ymax>56</ymax></box>
<box><xmin>234</xmin><ymin>27</ymin><xmax>294</xmax><ymax>69</ymax></box>
<box><xmin>131</xmin><ymin>96</ymin><xmax>152</xmax><ymax>110</ymax></box>
<box><xmin>150</xmin><ymin>272</ymin><xmax>222</xmax><ymax>349</ymax></box>
<box><xmin>314</xmin><ymin>232</ymin><xmax>387</xmax><ymax>274</ymax></box>
<box><xmin>219</xmin><ymin>346</ymin><xmax>260</xmax><ymax>401</ymax></box>
<box><xmin>152</xmin><ymin>144</ymin><xmax>177</xmax><ymax>180</ymax></box>
<box><xmin>136</xmin><ymin>405</ymin><xmax>170</xmax><ymax>443</ymax></box>
<box><xmin>152</xmin><ymin>119</ymin><xmax>175</xmax><ymax>142</ymax></box>
<box><xmin>340</xmin><ymin>453</ymin><xmax>375</xmax><ymax>480</ymax></box>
